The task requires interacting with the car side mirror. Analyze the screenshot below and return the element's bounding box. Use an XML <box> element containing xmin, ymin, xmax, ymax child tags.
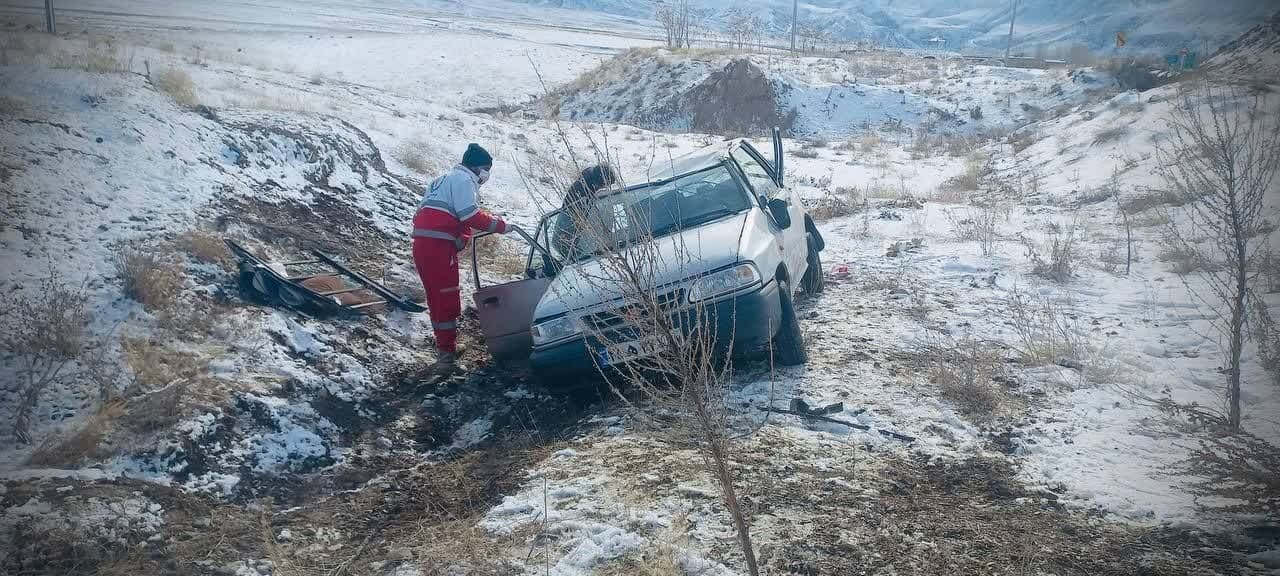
<box><xmin>768</xmin><ymin>198</ymin><xmax>792</xmax><ymax>229</ymax></box>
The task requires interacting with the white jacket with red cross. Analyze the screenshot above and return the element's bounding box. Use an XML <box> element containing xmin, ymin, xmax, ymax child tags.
<box><xmin>411</xmin><ymin>165</ymin><xmax>508</xmax><ymax>249</ymax></box>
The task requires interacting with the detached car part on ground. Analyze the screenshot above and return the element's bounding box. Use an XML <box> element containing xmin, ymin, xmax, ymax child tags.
<box><xmin>471</xmin><ymin>129</ymin><xmax>825</xmax><ymax>377</ymax></box>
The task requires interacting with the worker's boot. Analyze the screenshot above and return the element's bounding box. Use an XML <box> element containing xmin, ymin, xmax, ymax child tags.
<box><xmin>428</xmin><ymin>351</ymin><xmax>458</xmax><ymax>379</ymax></box>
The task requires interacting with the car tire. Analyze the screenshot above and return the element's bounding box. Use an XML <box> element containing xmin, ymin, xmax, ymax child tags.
<box><xmin>773</xmin><ymin>279</ymin><xmax>808</xmax><ymax>366</ymax></box>
<box><xmin>801</xmin><ymin>234</ymin><xmax>824</xmax><ymax>295</ymax></box>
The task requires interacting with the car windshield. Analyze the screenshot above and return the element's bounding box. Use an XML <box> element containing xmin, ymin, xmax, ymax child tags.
<box><xmin>545</xmin><ymin>164</ymin><xmax>750</xmax><ymax>263</ymax></box>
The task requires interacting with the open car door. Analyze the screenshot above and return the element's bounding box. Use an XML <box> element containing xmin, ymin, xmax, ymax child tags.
<box><xmin>468</xmin><ymin>225</ymin><xmax>555</xmax><ymax>362</ymax></box>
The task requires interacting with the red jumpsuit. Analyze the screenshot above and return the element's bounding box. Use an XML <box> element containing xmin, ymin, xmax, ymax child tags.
<box><xmin>412</xmin><ymin>165</ymin><xmax>507</xmax><ymax>353</ymax></box>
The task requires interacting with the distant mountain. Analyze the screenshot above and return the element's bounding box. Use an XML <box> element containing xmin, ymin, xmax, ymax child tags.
<box><xmin>516</xmin><ymin>0</ymin><xmax>1272</xmax><ymax>54</ymax></box>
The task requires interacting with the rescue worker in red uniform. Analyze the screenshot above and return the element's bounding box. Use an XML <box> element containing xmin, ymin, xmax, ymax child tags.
<box><xmin>412</xmin><ymin>143</ymin><xmax>509</xmax><ymax>373</ymax></box>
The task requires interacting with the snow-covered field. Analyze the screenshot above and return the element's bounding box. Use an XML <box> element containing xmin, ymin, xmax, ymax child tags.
<box><xmin>2</xmin><ymin>2</ymin><xmax>1279</xmax><ymax>575</ymax></box>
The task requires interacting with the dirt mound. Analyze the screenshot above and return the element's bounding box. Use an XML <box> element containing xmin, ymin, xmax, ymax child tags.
<box><xmin>677</xmin><ymin>58</ymin><xmax>795</xmax><ymax>136</ymax></box>
<box><xmin>550</xmin><ymin>50</ymin><xmax>793</xmax><ymax>137</ymax></box>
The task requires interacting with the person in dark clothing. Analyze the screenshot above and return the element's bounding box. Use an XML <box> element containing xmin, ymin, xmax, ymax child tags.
<box><xmin>553</xmin><ymin>164</ymin><xmax>618</xmax><ymax>260</ymax></box>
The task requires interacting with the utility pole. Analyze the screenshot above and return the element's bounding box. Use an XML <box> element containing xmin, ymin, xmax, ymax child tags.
<box><xmin>44</xmin><ymin>0</ymin><xmax>56</xmax><ymax>34</ymax></box>
<box><xmin>1003</xmin><ymin>0</ymin><xmax>1018</xmax><ymax>63</ymax></box>
<box><xmin>790</xmin><ymin>0</ymin><xmax>798</xmax><ymax>52</ymax></box>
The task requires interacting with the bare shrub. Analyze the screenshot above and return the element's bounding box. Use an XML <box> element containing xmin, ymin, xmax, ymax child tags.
<box><xmin>519</xmin><ymin>128</ymin><xmax>762</xmax><ymax>574</ymax></box>
<box><xmin>944</xmin><ymin>207</ymin><xmax>999</xmax><ymax>256</ymax></box>
<box><xmin>0</xmin><ymin>270</ymin><xmax>94</xmax><ymax>444</ymax></box>
<box><xmin>807</xmin><ymin>188</ymin><xmax>860</xmax><ymax>222</ymax></box>
<box><xmin>1097</xmin><ymin>241</ymin><xmax>1129</xmax><ymax>275</ymax></box>
<box><xmin>1006</xmin><ymin>285</ymin><xmax>1086</xmax><ymax>366</ymax></box>
<box><xmin>925</xmin><ymin>331</ymin><xmax>1007</xmax><ymax>420</ymax></box>
<box><xmin>114</xmin><ymin>243</ymin><xmax>184</xmax><ymax>314</ymax></box>
<box><xmin>154</xmin><ymin>67</ymin><xmax>198</xmax><ymax>106</ymax></box>
<box><xmin>28</xmin><ymin>400</ymin><xmax>125</xmax><ymax>467</ymax></box>
<box><xmin>1022</xmin><ymin>219</ymin><xmax>1081</xmax><ymax>283</ymax></box>
<box><xmin>1249</xmin><ymin>291</ymin><xmax>1280</xmax><ymax>385</ymax></box>
<box><xmin>1180</xmin><ymin>431</ymin><xmax>1280</xmax><ymax>518</ymax></box>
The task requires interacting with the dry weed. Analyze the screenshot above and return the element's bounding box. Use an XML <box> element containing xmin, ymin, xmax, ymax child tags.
<box><xmin>114</xmin><ymin>243</ymin><xmax>184</xmax><ymax>314</ymax></box>
<box><xmin>944</xmin><ymin>206</ymin><xmax>999</xmax><ymax>256</ymax></box>
<box><xmin>175</xmin><ymin>229</ymin><xmax>233</xmax><ymax>271</ymax></box>
<box><xmin>0</xmin><ymin>94</ymin><xmax>27</xmax><ymax>115</ymax></box>
<box><xmin>395</xmin><ymin>140</ymin><xmax>444</xmax><ymax>176</ymax></box>
<box><xmin>120</xmin><ymin>336</ymin><xmax>203</xmax><ymax>431</ymax></box>
<box><xmin>1023</xmin><ymin>219</ymin><xmax>1081</xmax><ymax>283</ymax></box>
<box><xmin>1006</xmin><ymin>285</ymin><xmax>1086</xmax><ymax>366</ymax></box>
<box><xmin>155</xmin><ymin>67</ymin><xmax>198</xmax><ymax>106</ymax></box>
<box><xmin>28</xmin><ymin>400</ymin><xmax>125</xmax><ymax>467</ymax></box>
<box><xmin>921</xmin><ymin>330</ymin><xmax>1008</xmax><ymax>420</ymax></box>
<box><xmin>467</xmin><ymin>234</ymin><xmax>527</xmax><ymax>278</ymax></box>
<box><xmin>1092</xmin><ymin>124</ymin><xmax>1130</xmax><ymax>146</ymax></box>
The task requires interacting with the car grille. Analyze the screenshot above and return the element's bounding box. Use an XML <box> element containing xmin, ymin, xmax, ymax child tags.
<box><xmin>583</xmin><ymin>288</ymin><xmax>686</xmax><ymax>332</ymax></box>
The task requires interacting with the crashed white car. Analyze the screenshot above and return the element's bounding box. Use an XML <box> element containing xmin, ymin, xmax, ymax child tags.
<box><xmin>468</xmin><ymin>131</ymin><xmax>825</xmax><ymax>376</ymax></box>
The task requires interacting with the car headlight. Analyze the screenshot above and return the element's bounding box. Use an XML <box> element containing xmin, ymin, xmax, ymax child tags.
<box><xmin>531</xmin><ymin>315</ymin><xmax>581</xmax><ymax>346</ymax></box>
<box><xmin>687</xmin><ymin>263</ymin><xmax>761</xmax><ymax>302</ymax></box>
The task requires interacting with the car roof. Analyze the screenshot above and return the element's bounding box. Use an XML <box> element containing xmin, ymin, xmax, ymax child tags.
<box><xmin>644</xmin><ymin>139</ymin><xmax>740</xmax><ymax>182</ymax></box>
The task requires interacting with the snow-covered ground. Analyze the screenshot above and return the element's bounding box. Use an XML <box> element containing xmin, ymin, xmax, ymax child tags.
<box><xmin>2</xmin><ymin>2</ymin><xmax>1279</xmax><ymax>574</ymax></box>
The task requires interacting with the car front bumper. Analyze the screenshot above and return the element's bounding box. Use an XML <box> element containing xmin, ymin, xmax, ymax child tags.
<box><xmin>529</xmin><ymin>280</ymin><xmax>783</xmax><ymax>378</ymax></box>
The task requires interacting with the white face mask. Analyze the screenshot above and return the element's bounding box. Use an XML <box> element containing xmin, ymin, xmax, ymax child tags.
<box><xmin>477</xmin><ymin>169</ymin><xmax>490</xmax><ymax>186</ymax></box>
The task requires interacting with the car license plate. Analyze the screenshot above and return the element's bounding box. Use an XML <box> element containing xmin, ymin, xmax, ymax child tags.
<box><xmin>598</xmin><ymin>336</ymin><xmax>665</xmax><ymax>366</ymax></box>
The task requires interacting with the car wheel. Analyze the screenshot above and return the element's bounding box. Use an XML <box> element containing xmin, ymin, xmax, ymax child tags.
<box><xmin>773</xmin><ymin>279</ymin><xmax>808</xmax><ymax>366</ymax></box>
<box><xmin>801</xmin><ymin>234</ymin><xmax>825</xmax><ymax>295</ymax></box>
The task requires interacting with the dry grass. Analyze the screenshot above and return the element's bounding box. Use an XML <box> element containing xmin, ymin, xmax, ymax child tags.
<box><xmin>120</xmin><ymin>336</ymin><xmax>205</xmax><ymax>431</ymax></box>
<box><xmin>395</xmin><ymin>140</ymin><xmax>444</xmax><ymax>176</ymax></box>
<box><xmin>926</xmin><ymin>333</ymin><xmax>1007</xmax><ymax>421</ymax></box>
<box><xmin>943</xmin><ymin>206</ymin><xmax>999</xmax><ymax>256</ymax></box>
<box><xmin>807</xmin><ymin>188</ymin><xmax>861</xmax><ymax>222</ymax></box>
<box><xmin>793</xmin><ymin>146</ymin><xmax>820</xmax><ymax>159</ymax></box>
<box><xmin>0</xmin><ymin>94</ymin><xmax>27</xmax><ymax>115</ymax></box>
<box><xmin>937</xmin><ymin>151</ymin><xmax>988</xmax><ymax>197</ymax></box>
<box><xmin>1157</xmin><ymin>241</ymin><xmax>1210</xmax><ymax>275</ymax></box>
<box><xmin>27</xmin><ymin>400</ymin><xmax>125</xmax><ymax>467</ymax></box>
<box><xmin>600</xmin><ymin>514</ymin><xmax>689</xmax><ymax>576</ymax></box>
<box><xmin>175</xmin><ymin>229</ymin><xmax>233</xmax><ymax>271</ymax></box>
<box><xmin>1023</xmin><ymin>220</ymin><xmax>1081</xmax><ymax>283</ymax></box>
<box><xmin>1092</xmin><ymin>124</ymin><xmax>1131</xmax><ymax>146</ymax></box>
<box><xmin>114</xmin><ymin>243</ymin><xmax>184</xmax><ymax>314</ymax></box>
<box><xmin>1007</xmin><ymin>285</ymin><xmax>1087</xmax><ymax>366</ymax></box>
<box><xmin>46</xmin><ymin>36</ymin><xmax>136</xmax><ymax>74</ymax></box>
<box><xmin>467</xmin><ymin>235</ymin><xmax>528</xmax><ymax>278</ymax></box>
<box><xmin>154</xmin><ymin>67</ymin><xmax>198</xmax><ymax>106</ymax></box>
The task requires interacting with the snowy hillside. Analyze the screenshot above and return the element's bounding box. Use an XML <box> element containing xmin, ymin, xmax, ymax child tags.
<box><xmin>552</xmin><ymin>48</ymin><xmax>1117</xmax><ymax>137</ymax></box>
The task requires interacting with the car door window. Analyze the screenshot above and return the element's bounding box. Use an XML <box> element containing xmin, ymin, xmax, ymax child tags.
<box><xmin>731</xmin><ymin>148</ymin><xmax>780</xmax><ymax>200</ymax></box>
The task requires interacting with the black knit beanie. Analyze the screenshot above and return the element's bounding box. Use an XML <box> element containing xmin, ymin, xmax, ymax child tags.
<box><xmin>461</xmin><ymin>143</ymin><xmax>493</xmax><ymax>169</ymax></box>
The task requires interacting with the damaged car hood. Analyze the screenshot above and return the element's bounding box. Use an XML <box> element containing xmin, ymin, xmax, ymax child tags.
<box><xmin>534</xmin><ymin>212</ymin><xmax>748</xmax><ymax>320</ymax></box>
